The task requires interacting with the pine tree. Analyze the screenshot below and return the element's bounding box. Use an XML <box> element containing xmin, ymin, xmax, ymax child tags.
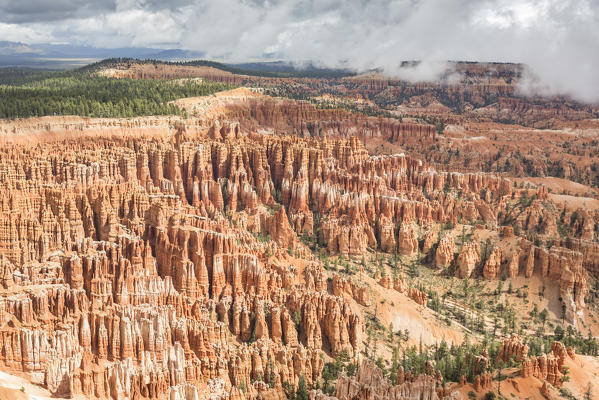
<box><xmin>296</xmin><ymin>376</ymin><xmax>309</xmax><ymax>400</ymax></box>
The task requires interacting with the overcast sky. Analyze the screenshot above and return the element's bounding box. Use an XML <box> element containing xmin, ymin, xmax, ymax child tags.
<box><xmin>1</xmin><ymin>0</ymin><xmax>598</xmax><ymax>102</ymax></box>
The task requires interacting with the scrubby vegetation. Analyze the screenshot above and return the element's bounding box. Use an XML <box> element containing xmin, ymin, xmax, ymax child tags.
<box><xmin>321</xmin><ymin>351</ymin><xmax>357</xmax><ymax>394</ymax></box>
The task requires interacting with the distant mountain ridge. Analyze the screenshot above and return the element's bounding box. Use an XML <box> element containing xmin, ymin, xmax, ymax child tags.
<box><xmin>0</xmin><ymin>41</ymin><xmax>206</xmax><ymax>68</ymax></box>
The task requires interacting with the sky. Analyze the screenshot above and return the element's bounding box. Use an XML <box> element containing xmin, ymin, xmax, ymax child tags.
<box><xmin>1</xmin><ymin>0</ymin><xmax>598</xmax><ymax>102</ymax></box>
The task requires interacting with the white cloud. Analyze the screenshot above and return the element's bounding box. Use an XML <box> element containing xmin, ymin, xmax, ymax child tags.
<box><xmin>2</xmin><ymin>0</ymin><xmax>599</xmax><ymax>102</ymax></box>
<box><xmin>0</xmin><ymin>23</ymin><xmax>51</xmax><ymax>43</ymax></box>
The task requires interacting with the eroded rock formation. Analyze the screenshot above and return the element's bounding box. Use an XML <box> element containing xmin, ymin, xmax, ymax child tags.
<box><xmin>434</xmin><ymin>234</ymin><xmax>455</xmax><ymax>269</ymax></box>
<box><xmin>0</xmin><ymin>83</ymin><xmax>597</xmax><ymax>399</ymax></box>
<box><xmin>457</xmin><ymin>242</ymin><xmax>480</xmax><ymax>278</ymax></box>
<box><xmin>0</xmin><ymin>124</ymin><xmax>373</xmax><ymax>399</ymax></box>
<box><xmin>482</xmin><ymin>247</ymin><xmax>503</xmax><ymax>279</ymax></box>
<box><xmin>521</xmin><ymin>342</ymin><xmax>575</xmax><ymax>389</ymax></box>
<box><xmin>497</xmin><ymin>334</ymin><xmax>529</xmax><ymax>363</ymax></box>
<box><xmin>333</xmin><ymin>359</ymin><xmax>449</xmax><ymax>400</ymax></box>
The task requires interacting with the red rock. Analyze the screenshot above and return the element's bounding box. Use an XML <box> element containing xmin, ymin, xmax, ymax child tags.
<box><xmin>521</xmin><ymin>341</ymin><xmax>570</xmax><ymax>389</ymax></box>
<box><xmin>332</xmin><ymin>274</ymin><xmax>371</xmax><ymax>306</ymax></box>
<box><xmin>422</xmin><ymin>230</ymin><xmax>437</xmax><ymax>254</ymax></box>
<box><xmin>0</xmin><ymin>86</ymin><xmax>597</xmax><ymax>399</ymax></box>
<box><xmin>435</xmin><ymin>234</ymin><xmax>455</xmax><ymax>269</ymax></box>
<box><xmin>334</xmin><ymin>359</ymin><xmax>449</xmax><ymax>400</ymax></box>
<box><xmin>457</xmin><ymin>241</ymin><xmax>480</xmax><ymax>278</ymax></box>
<box><xmin>503</xmin><ymin>226</ymin><xmax>515</xmax><ymax>238</ymax></box>
<box><xmin>473</xmin><ymin>372</ymin><xmax>492</xmax><ymax>392</ymax></box>
<box><xmin>507</xmin><ymin>251</ymin><xmax>520</xmax><ymax>278</ymax></box>
<box><xmin>408</xmin><ymin>287</ymin><xmax>427</xmax><ymax>307</ymax></box>
<box><xmin>497</xmin><ymin>334</ymin><xmax>529</xmax><ymax>363</ymax></box>
<box><xmin>483</xmin><ymin>247</ymin><xmax>503</xmax><ymax>279</ymax></box>
<box><xmin>397</xmin><ymin>223</ymin><xmax>419</xmax><ymax>256</ymax></box>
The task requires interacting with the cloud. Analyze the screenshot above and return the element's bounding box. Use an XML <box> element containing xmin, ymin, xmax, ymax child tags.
<box><xmin>2</xmin><ymin>0</ymin><xmax>599</xmax><ymax>102</ymax></box>
<box><xmin>0</xmin><ymin>0</ymin><xmax>116</xmax><ymax>23</ymax></box>
<box><xmin>0</xmin><ymin>23</ymin><xmax>52</xmax><ymax>43</ymax></box>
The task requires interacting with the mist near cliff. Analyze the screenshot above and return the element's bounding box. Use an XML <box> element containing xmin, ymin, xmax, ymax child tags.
<box><xmin>1</xmin><ymin>0</ymin><xmax>598</xmax><ymax>103</ymax></box>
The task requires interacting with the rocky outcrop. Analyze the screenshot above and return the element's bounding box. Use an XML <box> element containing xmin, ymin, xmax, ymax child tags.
<box><xmin>502</xmin><ymin>226</ymin><xmax>515</xmax><ymax>238</ymax></box>
<box><xmin>540</xmin><ymin>381</ymin><xmax>551</xmax><ymax>399</ymax></box>
<box><xmin>397</xmin><ymin>223</ymin><xmax>419</xmax><ymax>256</ymax></box>
<box><xmin>393</xmin><ymin>277</ymin><xmax>408</xmax><ymax>293</ymax></box>
<box><xmin>473</xmin><ymin>350</ymin><xmax>490</xmax><ymax>375</ymax></box>
<box><xmin>332</xmin><ymin>274</ymin><xmax>371</xmax><ymax>307</ymax></box>
<box><xmin>225</xmin><ymin>98</ymin><xmax>438</xmax><ymax>145</ymax></box>
<box><xmin>514</xmin><ymin>246</ymin><xmax>589</xmax><ymax>324</ymax></box>
<box><xmin>482</xmin><ymin>247</ymin><xmax>503</xmax><ymax>279</ymax></box>
<box><xmin>422</xmin><ymin>230</ymin><xmax>438</xmax><ymax>255</ymax></box>
<box><xmin>382</xmin><ymin>275</ymin><xmax>427</xmax><ymax>308</ymax></box>
<box><xmin>378</xmin><ymin>274</ymin><xmax>392</xmax><ymax>289</ymax></box>
<box><xmin>565</xmin><ymin>238</ymin><xmax>599</xmax><ymax>279</ymax></box>
<box><xmin>473</xmin><ymin>373</ymin><xmax>492</xmax><ymax>392</ymax></box>
<box><xmin>507</xmin><ymin>251</ymin><xmax>520</xmax><ymax>278</ymax></box>
<box><xmin>456</xmin><ymin>241</ymin><xmax>480</xmax><ymax>278</ymax></box>
<box><xmin>521</xmin><ymin>342</ymin><xmax>573</xmax><ymax>389</ymax></box>
<box><xmin>334</xmin><ymin>359</ymin><xmax>450</xmax><ymax>400</ymax></box>
<box><xmin>497</xmin><ymin>334</ymin><xmax>529</xmax><ymax>363</ymax></box>
<box><xmin>0</xmin><ymin>255</ymin><xmax>14</xmax><ymax>289</ymax></box>
<box><xmin>547</xmin><ymin>247</ymin><xmax>588</xmax><ymax>325</ymax></box>
<box><xmin>1</xmin><ymin>117</ymin><xmax>520</xmax><ymax>398</ymax></box>
<box><xmin>264</xmin><ymin>206</ymin><xmax>296</xmax><ymax>248</ymax></box>
<box><xmin>408</xmin><ymin>287</ymin><xmax>427</xmax><ymax>307</ymax></box>
<box><xmin>434</xmin><ymin>234</ymin><xmax>455</xmax><ymax>269</ymax></box>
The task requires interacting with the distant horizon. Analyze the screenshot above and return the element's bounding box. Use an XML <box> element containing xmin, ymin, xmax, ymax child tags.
<box><xmin>2</xmin><ymin>0</ymin><xmax>598</xmax><ymax>102</ymax></box>
<box><xmin>0</xmin><ymin>40</ymin><xmax>529</xmax><ymax>65</ymax></box>
<box><xmin>5</xmin><ymin>51</ymin><xmax>592</xmax><ymax>105</ymax></box>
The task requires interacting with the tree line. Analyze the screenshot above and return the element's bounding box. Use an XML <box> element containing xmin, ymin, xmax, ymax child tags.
<box><xmin>0</xmin><ymin>74</ymin><xmax>232</xmax><ymax>119</ymax></box>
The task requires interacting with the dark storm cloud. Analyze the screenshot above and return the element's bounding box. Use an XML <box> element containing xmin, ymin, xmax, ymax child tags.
<box><xmin>2</xmin><ymin>0</ymin><xmax>599</xmax><ymax>102</ymax></box>
<box><xmin>0</xmin><ymin>0</ymin><xmax>116</xmax><ymax>23</ymax></box>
